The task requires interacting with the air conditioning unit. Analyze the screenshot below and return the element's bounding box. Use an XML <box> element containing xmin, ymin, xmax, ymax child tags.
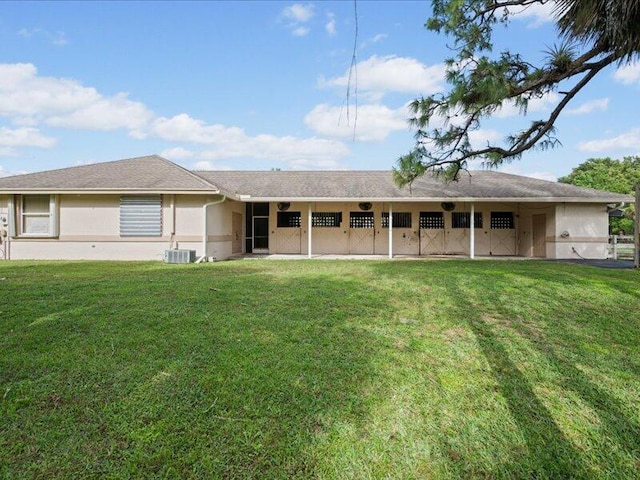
<box><xmin>164</xmin><ymin>249</ymin><xmax>196</xmax><ymax>264</ymax></box>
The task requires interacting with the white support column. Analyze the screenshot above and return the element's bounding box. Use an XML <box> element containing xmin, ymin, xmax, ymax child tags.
<box><xmin>388</xmin><ymin>202</ymin><xmax>393</xmax><ymax>259</ymax></box>
<box><xmin>470</xmin><ymin>203</ymin><xmax>475</xmax><ymax>259</ymax></box>
<box><xmin>307</xmin><ymin>202</ymin><xmax>313</xmax><ymax>259</ymax></box>
<box><xmin>634</xmin><ymin>185</ymin><xmax>639</xmax><ymax>268</ymax></box>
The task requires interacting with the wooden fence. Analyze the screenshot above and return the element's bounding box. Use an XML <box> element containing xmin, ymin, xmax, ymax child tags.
<box><xmin>608</xmin><ymin>235</ymin><xmax>636</xmax><ymax>260</ymax></box>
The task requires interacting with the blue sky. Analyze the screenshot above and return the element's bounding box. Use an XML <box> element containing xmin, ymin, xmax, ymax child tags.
<box><xmin>1</xmin><ymin>1</ymin><xmax>639</xmax><ymax>181</ymax></box>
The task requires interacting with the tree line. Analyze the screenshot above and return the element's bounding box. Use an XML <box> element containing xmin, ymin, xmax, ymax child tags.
<box><xmin>560</xmin><ymin>156</ymin><xmax>639</xmax><ymax>234</ymax></box>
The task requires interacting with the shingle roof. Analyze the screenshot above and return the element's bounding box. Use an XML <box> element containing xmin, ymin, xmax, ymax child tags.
<box><xmin>196</xmin><ymin>170</ymin><xmax>633</xmax><ymax>203</ymax></box>
<box><xmin>0</xmin><ymin>155</ymin><xmax>218</xmax><ymax>193</ymax></box>
<box><xmin>0</xmin><ymin>155</ymin><xmax>632</xmax><ymax>203</ymax></box>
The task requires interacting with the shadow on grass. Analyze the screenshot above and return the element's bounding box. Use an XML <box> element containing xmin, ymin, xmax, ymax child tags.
<box><xmin>369</xmin><ymin>259</ymin><xmax>640</xmax><ymax>477</ymax></box>
<box><xmin>3</xmin><ymin>259</ymin><xmax>639</xmax><ymax>477</ymax></box>
<box><xmin>464</xmin><ymin>312</ymin><xmax>594</xmax><ymax>478</ymax></box>
<box><xmin>0</xmin><ymin>261</ymin><xmax>386</xmax><ymax>478</ymax></box>
<box><xmin>514</xmin><ymin>320</ymin><xmax>640</xmax><ymax>456</ymax></box>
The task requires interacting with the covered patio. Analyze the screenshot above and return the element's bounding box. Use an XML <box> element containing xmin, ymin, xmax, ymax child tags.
<box><xmin>244</xmin><ymin>200</ymin><xmax>546</xmax><ymax>259</ymax></box>
<box><xmin>196</xmin><ymin>169</ymin><xmax>627</xmax><ymax>261</ymax></box>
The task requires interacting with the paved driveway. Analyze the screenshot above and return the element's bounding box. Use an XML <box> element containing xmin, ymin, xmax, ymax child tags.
<box><xmin>557</xmin><ymin>259</ymin><xmax>636</xmax><ymax>269</ymax></box>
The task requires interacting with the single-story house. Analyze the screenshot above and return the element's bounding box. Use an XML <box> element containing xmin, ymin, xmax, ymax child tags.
<box><xmin>0</xmin><ymin>155</ymin><xmax>633</xmax><ymax>261</ymax></box>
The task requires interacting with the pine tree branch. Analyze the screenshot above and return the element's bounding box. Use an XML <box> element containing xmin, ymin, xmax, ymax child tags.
<box><xmin>423</xmin><ymin>51</ymin><xmax>616</xmax><ymax>166</ymax></box>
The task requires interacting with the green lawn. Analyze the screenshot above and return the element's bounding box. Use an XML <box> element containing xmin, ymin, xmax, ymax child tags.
<box><xmin>1</xmin><ymin>259</ymin><xmax>639</xmax><ymax>479</ymax></box>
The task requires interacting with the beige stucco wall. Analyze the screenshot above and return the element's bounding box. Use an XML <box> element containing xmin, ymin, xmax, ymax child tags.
<box><xmin>3</xmin><ymin>193</ymin><xmax>238</xmax><ymax>261</ymax></box>
<box><xmin>0</xmin><ymin>195</ymin><xmax>9</xmax><ymax>260</ymax></box>
<box><xmin>269</xmin><ymin>201</ymin><xmax>521</xmax><ymax>257</ymax></box>
<box><xmin>552</xmin><ymin>203</ymin><xmax>609</xmax><ymax>259</ymax></box>
<box><xmin>204</xmin><ymin>198</ymin><xmax>244</xmax><ymax>259</ymax></box>
<box><xmin>1</xmin><ymin>194</ymin><xmax>612</xmax><ymax>260</ymax></box>
<box><xmin>518</xmin><ymin>204</ymin><xmax>556</xmax><ymax>258</ymax></box>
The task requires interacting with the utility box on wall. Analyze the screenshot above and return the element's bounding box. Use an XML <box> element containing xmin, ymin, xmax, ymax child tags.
<box><xmin>164</xmin><ymin>249</ymin><xmax>196</xmax><ymax>264</ymax></box>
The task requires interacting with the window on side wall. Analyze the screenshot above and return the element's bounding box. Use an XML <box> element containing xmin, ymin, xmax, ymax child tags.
<box><xmin>120</xmin><ymin>195</ymin><xmax>162</xmax><ymax>237</ymax></box>
<box><xmin>18</xmin><ymin>194</ymin><xmax>57</xmax><ymax>237</ymax></box>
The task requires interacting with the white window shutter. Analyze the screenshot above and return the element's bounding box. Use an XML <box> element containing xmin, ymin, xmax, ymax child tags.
<box><xmin>7</xmin><ymin>195</ymin><xmax>15</xmax><ymax>237</ymax></box>
<box><xmin>50</xmin><ymin>195</ymin><xmax>59</xmax><ymax>237</ymax></box>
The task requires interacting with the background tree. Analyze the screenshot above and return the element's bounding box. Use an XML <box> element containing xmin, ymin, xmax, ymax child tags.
<box><xmin>394</xmin><ymin>0</ymin><xmax>640</xmax><ymax>185</ymax></box>
<box><xmin>559</xmin><ymin>156</ymin><xmax>640</xmax><ymax>234</ymax></box>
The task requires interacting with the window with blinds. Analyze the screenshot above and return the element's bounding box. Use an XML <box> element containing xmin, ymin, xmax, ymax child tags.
<box><xmin>119</xmin><ymin>196</ymin><xmax>162</xmax><ymax>237</ymax></box>
<box><xmin>20</xmin><ymin>195</ymin><xmax>54</xmax><ymax>236</ymax></box>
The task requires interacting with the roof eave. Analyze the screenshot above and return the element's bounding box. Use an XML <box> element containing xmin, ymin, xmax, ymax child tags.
<box><xmin>232</xmin><ymin>196</ymin><xmax>634</xmax><ymax>203</ymax></box>
<box><xmin>0</xmin><ymin>189</ymin><xmax>221</xmax><ymax>195</ymax></box>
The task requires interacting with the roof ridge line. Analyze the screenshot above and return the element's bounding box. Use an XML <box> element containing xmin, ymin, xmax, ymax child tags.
<box><xmin>151</xmin><ymin>155</ymin><xmax>220</xmax><ymax>191</ymax></box>
<box><xmin>0</xmin><ymin>154</ymin><xmax>162</xmax><ymax>180</ymax></box>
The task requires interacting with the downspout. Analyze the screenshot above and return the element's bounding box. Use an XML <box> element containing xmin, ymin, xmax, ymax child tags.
<box><xmin>470</xmin><ymin>203</ymin><xmax>475</xmax><ymax>259</ymax></box>
<box><xmin>169</xmin><ymin>194</ymin><xmax>176</xmax><ymax>250</ymax></box>
<box><xmin>0</xmin><ymin>214</ymin><xmax>7</xmax><ymax>260</ymax></box>
<box><xmin>388</xmin><ymin>202</ymin><xmax>393</xmax><ymax>259</ymax></box>
<box><xmin>196</xmin><ymin>195</ymin><xmax>226</xmax><ymax>263</ymax></box>
<box><xmin>6</xmin><ymin>195</ymin><xmax>15</xmax><ymax>260</ymax></box>
<box><xmin>307</xmin><ymin>202</ymin><xmax>312</xmax><ymax>259</ymax></box>
<box><xmin>634</xmin><ymin>185</ymin><xmax>639</xmax><ymax>268</ymax></box>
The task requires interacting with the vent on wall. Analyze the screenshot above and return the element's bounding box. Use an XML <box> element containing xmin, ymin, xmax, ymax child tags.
<box><xmin>164</xmin><ymin>249</ymin><xmax>196</xmax><ymax>264</ymax></box>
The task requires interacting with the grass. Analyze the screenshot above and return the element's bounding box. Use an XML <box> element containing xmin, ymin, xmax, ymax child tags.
<box><xmin>0</xmin><ymin>259</ymin><xmax>639</xmax><ymax>479</ymax></box>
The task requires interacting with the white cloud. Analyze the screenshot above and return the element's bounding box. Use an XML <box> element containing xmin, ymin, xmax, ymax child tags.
<box><xmin>288</xmin><ymin>158</ymin><xmax>346</xmax><ymax>170</ymax></box>
<box><xmin>499</xmin><ymin>165</ymin><xmax>557</xmax><ymax>182</ymax></box>
<box><xmin>321</xmin><ymin>55</ymin><xmax>446</xmax><ymax>99</ymax></box>
<box><xmin>0</xmin><ymin>127</ymin><xmax>56</xmax><ymax>148</ymax></box>
<box><xmin>199</xmin><ymin>134</ymin><xmax>349</xmax><ymax>166</ymax></box>
<box><xmin>192</xmin><ymin>160</ymin><xmax>233</xmax><ymax>171</ymax></box>
<box><xmin>18</xmin><ymin>28</ymin><xmax>69</xmax><ymax>46</ymax></box>
<box><xmin>0</xmin><ymin>63</ymin><xmax>153</xmax><ymax>131</ymax></box>
<box><xmin>304</xmin><ymin>103</ymin><xmax>409</xmax><ymax>141</ymax></box>
<box><xmin>0</xmin><ymin>148</ymin><xmax>17</xmax><ymax>158</ymax></box>
<box><xmin>281</xmin><ymin>3</ymin><xmax>314</xmax><ymax>36</ymax></box>
<box><xmin>0</xmin><ymin>62</ymin><xmax>353</xmax><ymax>168</ymax></box>
<box><xmin>468</xmin><ymin>129</ymin><xmax>502</xmax><ymax>149</ymax></box>
<box><xmin>74</xmin><ymin>159</ymin><xmax>96</xmax><ymax>166</ymax></box>
<box><xmin>160</xmin><ymin>147</ymin><xmax>194</xmax><ymax>160</ymax></box>
<box><xmin>150</xmin><ymin>114</ymin><xmax>350</xmax><ymax>168</ymax></box>
<box><xmin>325</xmin><ymin>13</ymin><xmax>336</xmax><ymax>36</ymax></box>
<box><xmin>0</xmin><ymin>164</ymin><xmax>27</xmax><ymax>175</ymax></box>
<box><xmin>282</xmin><ymin>3</ymin><xmax>314</xmax><ymax>23</ymax></box>
<box><xmin>494</xmin><ymin>92</ymin><xmax>560</xmax><ymax>118</ymax></box>
<box><xmin>150</xmin><ymin>114</ymin><xmax>245</xmax><ymax>144</ymax></box>
<box><xmin>578</xmin><ymin>128</ymin><xmax>640</xmax><ymax>152</ymax></box>
<box><xmin>508</xmin><ymin>1</ymin><xmax>557</xmax><ymax>27</ymax></box>
<box><xmin>292</xmin><ymin>26</ymin><xmax>310</xmax><ymax>37</ymax></box>
<box><xmin>46</xmin><ymin>93</ymin><xmax>153</xmax><ymax>130</ymax></box>
<box><xmin>566</xmin><ymin>97</ymin><xmax>609</xmax><ymax>115</ymax></box>
<box><xmin>613</xmin><ymin>62</ymin><xmax>640</xmax><ymax>85</ymax></box>
<box><xmin>360</xmin><ymin>33</ymin><xmax>387</xmax><ymax>49</ymax></box>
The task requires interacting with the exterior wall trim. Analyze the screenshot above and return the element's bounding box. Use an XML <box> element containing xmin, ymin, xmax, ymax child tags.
<box><xmin>546</xmin><ymin>236</ymin><xmax>608</xmax><ymax>243</ymax></box>
<box><xmin>239</xmin><ymin>196</ymin><xmax>630</xmax><ymax>203</ymax></box>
